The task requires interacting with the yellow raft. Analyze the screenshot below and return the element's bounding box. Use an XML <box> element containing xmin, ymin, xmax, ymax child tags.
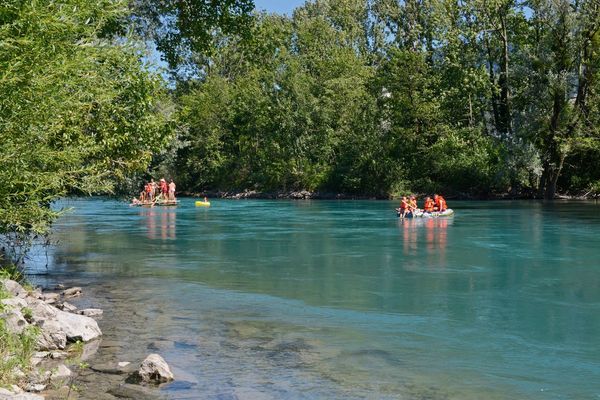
<box><xmin>195</xmin><ymin>200</ymin><xmax>211</xmax><ymax>207</ymax></box>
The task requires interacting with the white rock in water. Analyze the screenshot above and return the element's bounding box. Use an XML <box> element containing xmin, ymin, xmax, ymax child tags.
<box><xmin>57</xmin><ymin>301</ymin><xmax>77</xmax><ymax>312</ymax></box>
<box><xmin>62</xmin><ymin>287</ymin><xmax>82</xmax><ymax>298</ymax></box>
<box><xmin>1</xmin><ymin>279</ymin><xmax>28</xmax><ymax>298</ymax></box>
<box><xmin>138</xmin><ymin>354</ymin><xmax>174</xmax><ymax>383</ymax></box>
<box><xmin>54</xmin><ymin>308</ymin><xmax>102</xmax><ymax>342</ymax></box>
<box><xmin>78</xmin><ymin>308</ymin><xmax>103</xmax><ymax>318</ymax></box>
<box><xmin>42</xmin><ymin>293</ymin><xmax>60</xmax><ymax>304</ymax></box>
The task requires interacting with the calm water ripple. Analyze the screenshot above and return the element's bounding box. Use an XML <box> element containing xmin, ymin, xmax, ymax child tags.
<box><xmin>29</xmin><ymin>198</ymin><xmax>600</xmax><ymax>399</ymax></box>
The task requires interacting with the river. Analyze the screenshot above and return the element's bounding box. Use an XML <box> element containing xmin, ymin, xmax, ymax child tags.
<box><xmin>29</xmin><ymin>198</ymin><xmax>600</xmax><ymax>399</ymax></box>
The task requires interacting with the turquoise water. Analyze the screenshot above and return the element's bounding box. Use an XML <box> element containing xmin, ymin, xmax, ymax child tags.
<box><xmin>32</xmin><ymin>199</ymin><xmax>600</xmax><ymax>399</ymax></box>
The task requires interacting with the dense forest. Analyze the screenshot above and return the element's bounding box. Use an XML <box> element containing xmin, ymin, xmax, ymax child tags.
<box><xmin>165</xmin><ymin>0</ymin><xmax>600</xmax><ymax>200</ymax></box>
<box><xmin>1</xmin><ymin>0</ymin><xmax>600</xmax><ymax>263</ymax></box>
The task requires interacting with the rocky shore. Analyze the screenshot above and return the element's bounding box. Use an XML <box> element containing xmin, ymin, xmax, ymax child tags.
<box><xmin>0</xmin><ymin>279</ymin><xmax>174</xmax><ymax>399</ymax></box>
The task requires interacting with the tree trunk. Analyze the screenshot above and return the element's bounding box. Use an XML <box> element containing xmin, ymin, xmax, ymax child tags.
<box><xmin>497</xmin><ymin>12</ymin><xmax>513</xmax><ymax>139</ymax></box>
<box><xmin>545</xmin><ymin>153</ymin><xmax>566</xmax><ymax>199</ymax></box>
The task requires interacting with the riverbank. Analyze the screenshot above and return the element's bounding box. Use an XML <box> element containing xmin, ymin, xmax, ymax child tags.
<box><xmin>0</xmin><ymin>279</ymin><xmax>174</xmax><ymax>399</ymax></box>
<box><xmin>182</xmin><ymin>188</ymin><xmax>600</xmax><ymax>201</ymax></box>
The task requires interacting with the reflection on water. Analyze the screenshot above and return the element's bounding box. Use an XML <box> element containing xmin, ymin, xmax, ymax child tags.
<box><xmin>30</xmin><ymin>199</ymin><xmax>600</xmax><ymax>400</ymax></box>
<box><xmin>140</xmin><ymin>208</ymin><xmax>177</xmax><ymax>240</ymax></box>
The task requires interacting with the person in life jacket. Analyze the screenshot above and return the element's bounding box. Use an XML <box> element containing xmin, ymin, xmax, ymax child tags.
<box><xmin>423</xmin><ymin>197</ymin><xmax>435</xmax><ymax>213</ymax></box>
<box><xmin>397</xmin><ymin>196</ymin><xmax>409</xmax><ymax>218</ymax></box>
<box><xmin>160</xmin><ymin>178</ymin><xmax>168</xmax><ymax>199</ymax></box>
<box><xmin>433</xmin><ymin>194</ymin><xmax>447</xmax><ymax>212</ymax></box>
<box><xmin>145</xmin><ymin>182</ymin><xmax>154</xmax><ymax>201</ymax></box>
<box><xmin>409</xmin><ymin>196</ymin><xmax>419</xmax><ymax>213</ymax></box>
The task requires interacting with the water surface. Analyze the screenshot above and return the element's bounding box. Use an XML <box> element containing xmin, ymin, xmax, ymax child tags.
<box><xmin>31</xmin><ymin>199</ymin><xmax>600</xmax><ymax>399</ymax></box>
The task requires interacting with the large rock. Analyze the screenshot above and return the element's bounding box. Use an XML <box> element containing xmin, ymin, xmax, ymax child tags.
<box><xmin>41</xmin><ymin>293</ymin><xmax>60</xmax><ymax>304</ymax></box>
<box><xmin>1</xmin><ymin>297</ymin><xmax>28</xmax><ymax>310</ymax></box>
<box><xmin>1</xmin><ymin>279</ymin><xmax>28</xmax><ymax>298</ymax></box>
<box><xmin>78</xmin><ymin>308</ymin><xmax>103</xmax><ymax>318</ymax></box>
<box><xmin>36</xmin><ymin>319</ymin><xmax>67</xmax><ymax>351</ymax></box>
<box><xmin>62</xmin><ymin>287</ymin><xmax>82</xmax><ymax>298</ymax></box>
<box><xmin>138</xmin><ymin>354</ymin><xmax>174</xmax><ymax>384</ymax></box>
<box><xmin>1</xmin><ymin>308</ymin><xmax>29</xmax><ymax>334</ymax></box>
<box><xmin>53</xmin><ymin>308</ymin><xmax>101</xmax><ymax>342</ymax></box>
<box><xmin>48</xmin><ymin>364</ymin><xmax>72</xmax><ymax>384</ymax></box>
<box><xmin>3</xmin><ymin>395</ymin><xmax>45</xmax><ymax>400</ymax></box>
<box><xmin>27</xmin><ymin>300</ymin><xmax>58</xmax><ymax>322</ymax></box>
<box><xmin>55</xmin><ymin>301</ymin><xmax>77</xmax><ymax>312</ymax></box>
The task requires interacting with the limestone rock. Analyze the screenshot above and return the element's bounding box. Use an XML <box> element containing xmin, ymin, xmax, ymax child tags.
<box><xmin>56</xmin><ymin>301</ymin><xmax>77</xmax><ymax>312</ymax></box>
<box><xmin>36</xmin><ymin>319</ymin><xmax>67</xmax><ymax>351</ymax></box>
<box><xmin>62</xmin><ymin>287</ymin><xmax>82</xmax><ymax>298</ymax></box>
<box><xmin>49</xmin><ymin>351</ymin><xmax>68</xmax><ymax>360</ymax></box>
<box><xmin>78</xmin><ymin>308</ymin><xmax>103</xmax><ymax>318</ymax></box>
<box><xmin>4</xmin><ymin>394</ymin><xmax>45</xmax><ymax>400</ymax></box>
<box><xmin>138</xmin><ymin>354</ymin><xmax>174</xmax><ymax>383</ymax></box>
<box><xmin>41</xmin><ymin>293</ymin><xmax>60</xmax><ymax>304</ymax></box>
<box><xmin>1</xmin><ymin>308</ymin><xmax>28</xmax><ymax>334</ymax></box>
<box><xmin>53</xmin><ymin>308</ymin><xmax>101</xmax><ymax>342</ymax></box>
<box><xmin>1</xmin><ymin>297</ymin><xmax>28</xmax><ymax>309</ymax></box>
<box><xmin>0</xmin><ymin>385</ymin><xmax>24</xmax><ymax>396</ymax></box>
<box><xmin>49</xmin><ymin>364</ymin><xmax>72</xmax><ymax>383</ymax></box>
<box><xmin>1</xmin><ymin>279</ymin><xmax>28</xmax><ymax>298</ymax></box>
<box><xmin>28</xmin><ymin>300</ymin><xmax>58</xmax><ymax>322</ymax></box>
<box><xmin>0</xmin><ymin>385</ymin><xmax>46</xmax><ymax>400</ymax></box>
<box><xmin>25</xmin><ymin>383</ymin><xmax>46</xmax><ymax>392</ymax></box>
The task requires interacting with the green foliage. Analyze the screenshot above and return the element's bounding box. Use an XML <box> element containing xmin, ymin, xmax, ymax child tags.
<box><xmin>0</xmin><ymin>0</ymin><xmax>173</xmax><ymax>263</ymax></box>
<box><xmin>129</xmin><ymin>0</ymin><xmax>255</xmax><ymax>74</ymax></box>
<box><xmin>0</xmin><ymin>286</ymin><xmax>39</xmax><ymax>385</ymax></box>
<box><xmin>166</xmin><ymin>0</ymin><xmax>600</xmax><ymax>198</ymax></box>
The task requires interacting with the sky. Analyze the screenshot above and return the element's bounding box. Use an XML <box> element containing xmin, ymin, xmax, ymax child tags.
<box><xmin>253</xmin><ymin>0</ymin><xmax>307</xmax><ymax>15</ymax></box>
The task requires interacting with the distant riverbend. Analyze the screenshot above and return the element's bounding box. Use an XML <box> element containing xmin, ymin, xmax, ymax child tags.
<box><xmin>29</xmin><ymin>198</ymin><xmax>600</xmax><ymax>399</ymax></box>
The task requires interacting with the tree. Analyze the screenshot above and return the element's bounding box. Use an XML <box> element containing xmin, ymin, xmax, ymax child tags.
<box><xmin>129</xmin><ymin>0</ymin><xmax>255</xmax><ymax>75</ymax></box>
<box><xmin>0</xmin><ymin>0</ymin><xmax>173</xmax><ymax>264</ymax></box>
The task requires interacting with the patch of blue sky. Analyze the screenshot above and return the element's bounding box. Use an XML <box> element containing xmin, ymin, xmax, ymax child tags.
<box><xmin>253</xmin><ymin>0</ymin><xmax>307</xmax><ymax>15</ymax></box>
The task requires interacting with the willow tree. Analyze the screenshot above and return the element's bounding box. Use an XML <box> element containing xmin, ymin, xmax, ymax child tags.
<box><xmin>0</xmin><ymin>0</ymin><xmax>173</xmax><ymax>265</ymax></box>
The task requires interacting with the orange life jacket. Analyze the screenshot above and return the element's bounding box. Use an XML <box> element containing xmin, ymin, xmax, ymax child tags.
<box><xmin>400</xmin><ymin>200</ymin><xmax>408</xmax><ymax>210</ymax></box>
<box><xmin>424</xmin><ymin>199</ymin><xmax>434</xmax><ymax>212</ymax></box>
<box><xmin>436</xmin><ymin>196</ymin><xmax>447</xmax><ymax>211</ymax></box>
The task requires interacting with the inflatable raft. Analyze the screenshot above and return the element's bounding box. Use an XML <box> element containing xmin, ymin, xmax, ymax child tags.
<box><xmin>130</xmin><ymin>200</ymin><xmax>179</xmax><ymax>207</ymax></box>
<box><xmin>195</xmin><ymin>200</ymin><xmax>211</xmax><ymax>207</ymax></box>
<box><xmin>396</xmin><ymin>209</ymin><xmax>454</xmax><ymax>218</ymax></box>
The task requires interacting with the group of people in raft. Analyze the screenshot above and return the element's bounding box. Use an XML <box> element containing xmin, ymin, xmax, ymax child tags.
<box><xmin>132</xmin><ymin>178</ymin><xmax>176</xmax><ymax>205</ymax></box>
<box><xmin>397</xmin><ymin>194</ymin><xmax>448</xmax><ymax>218</ymax></box>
